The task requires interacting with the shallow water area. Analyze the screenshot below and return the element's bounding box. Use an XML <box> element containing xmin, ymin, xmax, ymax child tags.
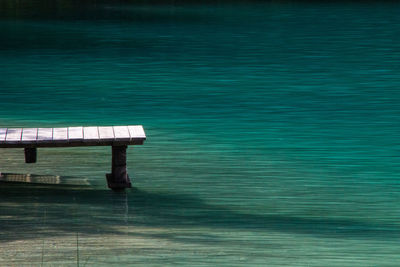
<box><xmin>1</xmin><ymin>0</ymin><xmax>400</xmax><ymax>265</ymax></box>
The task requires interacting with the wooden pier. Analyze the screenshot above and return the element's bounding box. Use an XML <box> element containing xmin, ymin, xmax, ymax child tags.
<box><xmin>0</xmin><ymin>126</ymin><xmax>146</xmax><ymax>190</ymax></box>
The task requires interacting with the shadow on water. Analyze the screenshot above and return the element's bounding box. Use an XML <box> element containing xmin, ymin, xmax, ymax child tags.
<box><xmin>1</xmin><ymin>177</ymin><xmax>399</xmax><ymax>244</ymax></box>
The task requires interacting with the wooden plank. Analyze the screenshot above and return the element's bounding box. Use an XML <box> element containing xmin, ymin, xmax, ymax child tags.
<box><xmin>0</xmin><ymin>125</ymin><xmax>145</xmax><ymax>147</ymax></box>
<box><xmin>21</xmin><ymin>128</ymin><xmax>38</xmax><ymax>142</ymax></box>
<box><xmin>83</xmin><ymin>127</ymin><xmax>99</xmax><ymax>141</ymax></box>
<box><xmin>113</xmin><ymin>126</ymin><xmax>130</xmax><ymax>141</ymax></box>
<box><xmin>0</xmin><ymin>128</ymin><xmax>6</xmax><ymax>142</ymax></box>
<box><xmin>128</xmin><ymin>125</ymin><xmax>146</xmax><ymax>139</ymax></box>
<box><xmin>52</xmin><ymin>128</ymin><xmax>68</xmax><ymax>142</ymax></box>
<box><xmin>68</xmin><ymin>127</ymin><xmax>83</xmax><ymax>141</ymax></box>
<box><xmin>37</xmin><ymin>128</ymin><xmax>53</xmax><ymax>142</ymax></box>
<box><xmin>6</xmin><ymin>128</ymin><xmax>22</xmax><ymax>142</ymax></box>
<box><xmin>98</xmin><ymin>126</ymin><xmax>115</xmax><ymax>141</ymax></box>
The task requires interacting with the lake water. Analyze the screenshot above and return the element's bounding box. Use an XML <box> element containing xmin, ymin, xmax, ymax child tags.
<box><xmin>1</xmin><ymin>1</ymin><xmax>400</xmax><ymax>266</ymax></box>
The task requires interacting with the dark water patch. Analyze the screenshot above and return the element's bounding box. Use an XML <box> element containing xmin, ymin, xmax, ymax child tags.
<box><xmin>0</xmin><ymin>0</ymin><xmax>217</xmax><ymax>22</ymax></box>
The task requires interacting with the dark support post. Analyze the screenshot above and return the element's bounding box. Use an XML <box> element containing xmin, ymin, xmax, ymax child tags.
<box><xmin>106</xmin><ymin>145</ymin><xmax>132</xmax><ymax>191</ymax></box>
<box><xmin>24</xmin><ymin>147</ymin><xmax>37</xmax><ymax>163</ymax></box>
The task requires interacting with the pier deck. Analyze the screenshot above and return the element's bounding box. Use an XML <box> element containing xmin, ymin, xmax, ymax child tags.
<box><xmin>0</xmin><ymin>125</ymin><xmax>146</xmax><ymax>190</ymax></box>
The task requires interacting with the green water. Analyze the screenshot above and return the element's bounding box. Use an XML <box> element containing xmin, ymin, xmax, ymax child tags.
<box><xmin>1</xmin><ymin>1</ymin><xmax>400</xmax><ymax>266</ymax></box>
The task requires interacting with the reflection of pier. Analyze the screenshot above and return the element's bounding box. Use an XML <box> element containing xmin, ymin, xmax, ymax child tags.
<box><xmin>0</xmin><ymin>173</ymin><xmax>90</xmax><ymax>186</ymax></box>
<box><xmin>110</xmin><ymin>191</ymin><xmax>129</xmax><ymax>224</ymax></box>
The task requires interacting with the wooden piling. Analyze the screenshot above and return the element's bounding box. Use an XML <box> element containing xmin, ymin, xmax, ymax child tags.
<box><xmin>106</xmin><ymin>145</ymin><xmax>132</xmax><ymax>190</ymax></box>
<box><xmin>24</xmin><ymin>147</ymin><xmax>37</xmax><ymax>163</ymax></box>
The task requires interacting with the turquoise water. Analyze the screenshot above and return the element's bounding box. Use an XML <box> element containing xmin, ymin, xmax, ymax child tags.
<box><xmin>1</xmin><ymin>1</ymin><xmax>400</xmax><ymax>265</ymax></box>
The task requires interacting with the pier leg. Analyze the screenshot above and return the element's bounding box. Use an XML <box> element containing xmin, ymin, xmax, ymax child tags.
<box><xmin>24</xmin><ymin>148</ymin><xmax>37</xmax><ymax>163</ymax></box>
<box><xmin>106</xmin><ymin>145</ymin><xmax>132</xmax><ymax>191</ymax></box>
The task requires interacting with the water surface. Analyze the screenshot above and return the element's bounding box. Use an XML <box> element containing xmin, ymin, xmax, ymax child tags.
<box><xmin>1</xmin><ymin>1</ymin><xmax>400</xmax><ymax>266</ymax></box>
